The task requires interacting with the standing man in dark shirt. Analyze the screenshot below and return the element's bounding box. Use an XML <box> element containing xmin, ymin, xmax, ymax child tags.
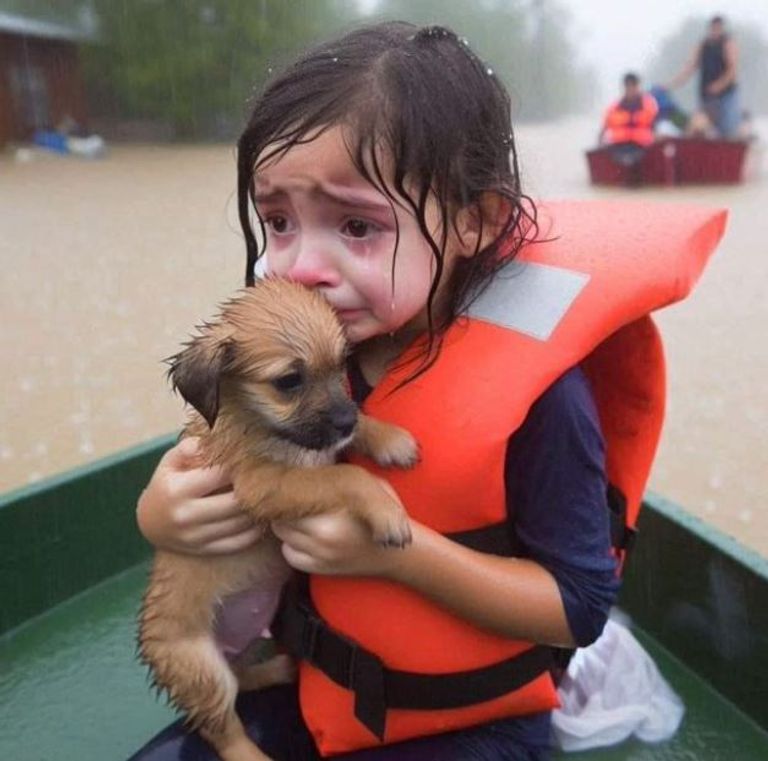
<box><xmin>667</xmin><ymin>15</ymin><xmax>740</xmax><ymax>138</ymax></box>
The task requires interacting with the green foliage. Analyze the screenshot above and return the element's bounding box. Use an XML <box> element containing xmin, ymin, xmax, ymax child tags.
<box><xmin>83</xmin><ymin>0</ymin><xmax>359</xmax><ymax>138</ymax></box>
<box><xmin>1</xmin><ymin>0</ymin><xmax>596</xmax><ymax>137</ymax></box>
<box><xmin>649</xmin><ymin>16</ymin><xmax>768</xmax><ymax>115</ymax></box>
<box><xmin>371</xmin><ymin>0</ymin><xmax>597</xmax><ymax>120</ymax></box>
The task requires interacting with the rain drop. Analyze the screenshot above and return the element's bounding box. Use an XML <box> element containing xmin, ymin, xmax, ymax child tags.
<box><xmin>487</xmin><ymin>68</ymin><xmax>494</xmax><ymax>76</ymax></box>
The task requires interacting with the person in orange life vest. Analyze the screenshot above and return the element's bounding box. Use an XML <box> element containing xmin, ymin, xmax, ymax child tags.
<box><xmin>599</xmin><ymin>72</ymin><xmax>659</xmax><ymax>171</ymax></box>
<box><xmin>130</xmin><ymin>22</ymin><xmax>721</xmax><ymax>761</ymax></box>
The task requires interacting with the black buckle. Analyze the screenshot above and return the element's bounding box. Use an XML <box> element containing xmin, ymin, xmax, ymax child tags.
<box><xmin>300</xmin><ymin>608</ymin><xmax>322</xmax><ymax>665</ymax></box>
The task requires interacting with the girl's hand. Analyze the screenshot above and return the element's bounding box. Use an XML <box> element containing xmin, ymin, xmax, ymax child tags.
<box><xmin>136</xmin><ymin>437</ymin><xmax>261</xmax><ymax>555</ymax></box>
<box><xmin>272</xmin><ymin>491</ymin><xmax>411</xmax><ymax>579</ymax></box>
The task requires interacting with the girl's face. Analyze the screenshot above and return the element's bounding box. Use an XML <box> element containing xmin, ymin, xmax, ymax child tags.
<box><xmin>254</xmin><ymin>126</ymin><xmax>461</xmax><ymax>344</ymax></box>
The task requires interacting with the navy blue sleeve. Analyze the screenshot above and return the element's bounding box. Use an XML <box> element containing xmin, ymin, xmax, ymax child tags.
<box><xmin>505</xmin><ymin>366</ymin><xmax>620</xmax><ymax>647</ymax></box>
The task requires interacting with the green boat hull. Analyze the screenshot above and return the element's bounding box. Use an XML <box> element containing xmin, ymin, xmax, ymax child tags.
<box><xmin>2</xmin><ymin>438</ymin><xmax>766</xmax><ymax>760</ymax></box>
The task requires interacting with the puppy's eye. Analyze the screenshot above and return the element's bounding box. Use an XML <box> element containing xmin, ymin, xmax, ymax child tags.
<box><xmin>271</xmin><ymin>372</ymin><xmax>303</xmax><ymax>393</ymax></box>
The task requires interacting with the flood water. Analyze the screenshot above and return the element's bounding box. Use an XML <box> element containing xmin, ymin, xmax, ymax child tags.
<box><xmin>1</xmin><ymin>116</ymin><xmax>766</xmax><ymax>554</ymax></box>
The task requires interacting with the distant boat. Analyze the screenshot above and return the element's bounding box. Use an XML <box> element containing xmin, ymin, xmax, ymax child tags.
<box><xmin>587</xmin><ymin>137</ymin><xmax>753</xmax><ymax>186</ymax></box>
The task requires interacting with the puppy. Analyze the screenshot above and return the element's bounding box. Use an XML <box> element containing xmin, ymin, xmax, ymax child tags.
<box><xmin>138</xmin><ymin>278</ymin><xmax>418</xmax><ymax>761</ymax></box>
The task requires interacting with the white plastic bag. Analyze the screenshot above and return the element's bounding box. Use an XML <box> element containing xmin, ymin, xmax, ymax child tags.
<box><xmin>551</xmin><ymin>616</ymin><xmax>684</xmax><ymax>751</ymax></box>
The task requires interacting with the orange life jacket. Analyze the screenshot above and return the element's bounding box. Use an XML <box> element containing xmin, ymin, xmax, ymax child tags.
<box><xmin>604</xmin><ymin>94</ymin><xmax>659</xmax><ymax>146</ymax></box>
<box><xmin>281</xmin><ymin>201</ymin><xmax>726</xmax><ymax>756</ymax></box>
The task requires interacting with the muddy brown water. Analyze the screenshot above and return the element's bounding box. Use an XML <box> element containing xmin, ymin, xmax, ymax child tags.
<box><xmin>1</xmin><ymin>117</ymin><xmax>766</xmax><ymax>554</ymax></box>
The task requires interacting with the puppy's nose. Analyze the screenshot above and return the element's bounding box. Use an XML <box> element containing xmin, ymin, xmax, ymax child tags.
<box><xmin>329</xmin><ymin>401</ymin><xmax>357</xmax><ymax>437</ymax></box>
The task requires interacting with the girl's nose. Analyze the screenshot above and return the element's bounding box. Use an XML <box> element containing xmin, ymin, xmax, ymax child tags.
<box><xmin>285</xmin><ymin>244</ymin><xmax>341</xmax><ymax>289</ymax></box>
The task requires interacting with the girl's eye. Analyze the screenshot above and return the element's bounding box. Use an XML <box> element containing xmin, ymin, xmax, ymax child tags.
<box><xmin>342</xmin><ymin>218</ymin><xmax>376</xmax><ymax>239</ymax></box>
<box><xmin>266</xmin><ymin>215</ymin><xmax>292</xmax><ymax>234</ymax></box>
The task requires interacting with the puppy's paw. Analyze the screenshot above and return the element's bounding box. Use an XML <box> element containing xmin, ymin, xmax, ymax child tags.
<box><xmin>370</xmin><ymin>508</ymin><xmax>413</xmax><ymax>549</ymax></box>
<box><xmin>380</xmin><ymin>427</ymin><xmax>420</xmax><ymax>469</ymax></box>
<box><xmin>366</xmin><ymin>424</ymin><xmax>420</xmax><ymax>469</ymax></box>
<box><xmin>353</xmin><ymin>415</ymin><xmax>420</xmax><ymax>470</ymax></box>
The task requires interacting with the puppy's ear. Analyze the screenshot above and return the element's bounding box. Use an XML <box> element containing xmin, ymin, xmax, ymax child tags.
<box><xmin>167</xmin><ymin>327</ymin><xmax>233</xmax><ymax>428</ymax></box>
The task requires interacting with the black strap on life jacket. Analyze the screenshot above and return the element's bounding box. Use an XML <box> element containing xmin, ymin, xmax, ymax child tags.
<box><xmin>273</xmin><ymin>522</ymin><xmax>554</xmax><ymax>741</ymax></box>
<box><xmin>273</xmin><ymin>574</ymin><xmax>554</xmax><ymax>741</ymax></box>
<box><xmin>450</xmin><ymin>490</ymin><xmax>635</xmax><ymax>556</ymax></box>
<box><xmin>274</xmin><ymin>494</ymin><xmax>635</xmax><ymax>740</ymax></box>
<box><xmin>606</xmin><ymin>483</ymin><xmax>637</xmax><ymax>553</ymax></box>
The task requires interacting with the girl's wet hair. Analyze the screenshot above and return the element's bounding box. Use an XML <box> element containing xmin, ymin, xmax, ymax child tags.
<box><xmin>238</xmin><ymin>21</ymin><xmax>538</xmax><ymax>372</ymax></box>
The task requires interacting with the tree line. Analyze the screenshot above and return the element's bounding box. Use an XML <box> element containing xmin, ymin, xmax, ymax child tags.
<box><xmin>3</xmin><ymin>2</ymin><xmax>764</xmax><ymax>140</ymax></box>
<box><xmin>0</xmin><ymin>0</ymin><xmax>596</xmax><ymax>139</ymax></box>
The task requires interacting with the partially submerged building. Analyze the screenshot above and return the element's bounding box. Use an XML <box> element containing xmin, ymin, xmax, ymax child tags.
<box><xmin>0</xmin><ymin>11</ymin><xmax>96</xmax><ymax>147</ymax></box>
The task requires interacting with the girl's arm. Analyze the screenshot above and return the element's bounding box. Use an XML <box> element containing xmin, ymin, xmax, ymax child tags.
<box><xmin>274</xmin><ymin>367</ymin><xmax>618</xmax><ymax>650</ymax></box>
<box><xmin>389</xmin><ymin>523</ymin><xmax>576</xmax><ymax>647</ymax></box>
<box><xmin>274</xmin><ymin>515</ymin><xmax>573</xmax><ymax>646</ymax></box>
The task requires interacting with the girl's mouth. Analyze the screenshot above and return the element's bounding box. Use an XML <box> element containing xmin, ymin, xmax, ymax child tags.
<box><xmin>334</xmin><ymin>308</ymin><xmax>366</xmax><ymax>322</ymax></box>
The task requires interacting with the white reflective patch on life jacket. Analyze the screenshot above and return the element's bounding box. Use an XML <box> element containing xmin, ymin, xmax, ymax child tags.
<box><xmin>467</xmin><ymin>261</ymin><xmax>590</xmax><ymax>341</ymax></box>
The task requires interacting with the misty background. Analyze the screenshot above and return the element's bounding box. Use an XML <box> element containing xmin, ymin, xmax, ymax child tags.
<box><xmin>2</xmin><ymin>0</ymin><xmax>766</xmax><ymax>140</ymax></box>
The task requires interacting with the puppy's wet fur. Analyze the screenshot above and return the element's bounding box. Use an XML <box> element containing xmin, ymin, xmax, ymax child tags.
<box><xmin>138</xmin><ymin>279</ymin><xmax>418</xmax><ymax>761</ymax></box>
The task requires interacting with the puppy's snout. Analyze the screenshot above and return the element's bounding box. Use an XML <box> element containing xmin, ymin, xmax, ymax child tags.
<box><xmin>329</xmin><ymin>401</ymin><xmax>357</xmax><ymax>438</ymax></box>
